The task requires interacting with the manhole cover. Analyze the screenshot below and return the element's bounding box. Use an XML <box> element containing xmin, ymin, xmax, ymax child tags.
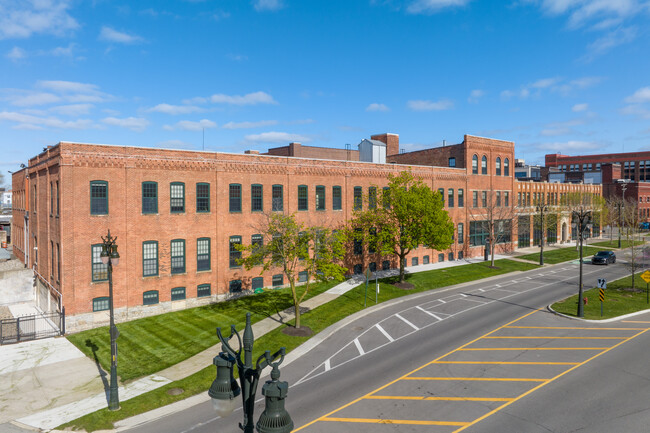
<box><xmin>167</xmin><ymin>388</ymin><xmax>184</xmax><ymax>396</ymax></box>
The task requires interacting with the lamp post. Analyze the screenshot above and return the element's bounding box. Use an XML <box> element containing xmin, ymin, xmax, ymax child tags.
<box><xmin>572</xmin><ymin>210</ymin><xmax>592</xmax><ymax>318</ymax></box>
<box><xmin>536</xmin><ymin>203</ymin><xmax>548</xmax><ymax>266</ymax></box>
<box><xmin>209</xmin><ymin>313</ymin><xmax>293</xmax><ymax>433</ymax></box>
<box><xmin>617</xmin><ymin>180</ymin><xmax>630</xmax><ymax>248</ymax></box>
<box><xmin>100</xmin><ymin>230</ymin><xmax>120</xmax><ymax>411</ymax></box>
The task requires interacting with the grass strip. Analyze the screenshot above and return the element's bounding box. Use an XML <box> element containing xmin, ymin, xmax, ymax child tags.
<box><xmin>552</xmin><ymin>273</ymin><xmax>650</xmax><ymax>320</ymax></box>
<box><xmin>517</xmin><ymin>246</ymin><xmax>609</xmax><ymax>264</ymax></box>
<box><xmin>60</xmin><ymin>259</ymin><xmax>538</xmax><ymax>432</ymax></box>
<box><xmin>589</xmin><ymin>239</ymin><xmax>645</xmax><ymax>249</ymax></box>
<box><xmin>66</xmin><ymin>281</ymin><xmax>337</xmax><ymax>382</ymax></box>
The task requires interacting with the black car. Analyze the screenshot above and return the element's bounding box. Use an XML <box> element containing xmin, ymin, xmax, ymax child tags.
<box><xmin>591</xmin><ymin>250</ymin><xmax>616</xmax><ymax>265</ymax></box>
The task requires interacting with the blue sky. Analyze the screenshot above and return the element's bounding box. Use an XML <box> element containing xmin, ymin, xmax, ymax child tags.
<box><xmin>1</xmin><ymin>0</ymin><xmax>650</xmax><ymax>185</ymax></box>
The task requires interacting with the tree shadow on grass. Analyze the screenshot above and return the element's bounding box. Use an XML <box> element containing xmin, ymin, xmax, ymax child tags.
<box><xmin>86</xmin><ymin>339</ymin><xmax>109</xmax><ymax>404</ymax></box>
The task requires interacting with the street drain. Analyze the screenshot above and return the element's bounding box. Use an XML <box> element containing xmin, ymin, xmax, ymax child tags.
<box><xmin>167</xmin><ymin>387</ymin><xmax>184</xmax><ymax>396</ymax></box>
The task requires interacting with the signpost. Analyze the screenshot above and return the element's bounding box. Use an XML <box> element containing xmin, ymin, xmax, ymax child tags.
<box><xmin>597</xmin><ymin>278</ymin><xmax>606</xmax><ymax>317</ymax></box>
<box><xmin>364</xmin><ymin>267</ymin><xmax>371</xmax><ymax>307</ymax></box>
<box><xmin>641</xmin><ymin>270</ymin><xmax>650</xmax><ymax>304</ymax></box>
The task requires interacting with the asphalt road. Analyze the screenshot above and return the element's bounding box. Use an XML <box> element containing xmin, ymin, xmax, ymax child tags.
<box><xmin>125</xmin><ymin>259</ymin><xmax>644</xmax><ymax>433</ymax></box>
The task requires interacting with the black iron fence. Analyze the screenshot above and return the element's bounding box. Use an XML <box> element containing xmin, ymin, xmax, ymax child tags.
<box><xmin>0</xmin><ymin>308</ymin><xmax>65</xmax><ymax>345</ymax></box>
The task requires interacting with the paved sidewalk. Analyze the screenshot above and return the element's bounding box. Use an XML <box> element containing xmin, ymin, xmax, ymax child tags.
<box><xmin>0</xmin><ymin>241</ymin><xmax>603</xmax><ymax>432</ymax></box>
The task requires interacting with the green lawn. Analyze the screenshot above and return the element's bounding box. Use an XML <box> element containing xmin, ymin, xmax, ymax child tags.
<box><xmin>66</xmin><ymin>280</ymin><xmax>338</xmax><ymax>382</ymax></box>
<box><xmin>589</xmin><ymin>239</ymin><xmax>645</xmax><ymax>249</ymax></box>
<box><xmin>517</xmin><ymin>246</ymin><xmax>607</xmax><ymax>264</ymax></box>
<box><xmin>552</xmin><ymin>273</ymin><xmax>650</xmax><ymax>319</ymax></box>
<box><xmin>60</xmin><ymin>259</ymin><xmax>538</xmax><ymax>432</ymax></box>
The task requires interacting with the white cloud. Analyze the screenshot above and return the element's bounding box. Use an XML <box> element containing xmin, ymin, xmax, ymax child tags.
<box><xmin>38</xmin><ymin>80</ymin><xmax>99</xmax><ymax>94</ymax></box>
<box><xmin>147</xmin><ymin>103</ymin><xmax>202</xmax><ymax>115</ymax></box>
<box><xmin>0</xmin><ymin>0</ymin><xmax>79</xmax><ymax>39</ymax></box>
<box><xmin>253</xmin><ymin>0</ymin><xmax>284</xmax><ymax>12</ymax></box>
<box><xmin>222</xmin><ymin>120</ymin><xmax>278</xmax><ymax>129</ymax></box>
<box><xmin>500</xmin><ymin>90</ymin><xmax>515</xmax><ymax>101</ymax></box>
<box><xmin>572</xmin><ymin>103</ymin><xmax>589</xmax><ymax>112</ymax></box>
<box><xmin>621</xmin><ymin>104</ymin><xmax>650</xmax><ymax>119</ymax></box>
<box><xmin>581</xmin><ymin>26</ymin><xmax>637</xmax><ymax>61</ymax></box>
<box><xmin>531</xmin><ymin>77</ymin><xmax>561</xmax><ymax>89</ymax></box>
<box><xmin>467</xmin><ymin>89</ymin><xmax>484</xmax><ymax>104</ymax></box>
<box><xmin>163</xmin><ymin>119</ymin><xmax>217</xmax><ymax>131</ymax></box>
<box><xmin>244</xmin><ymin>131</ymin><xmax>312</xmax><ymax>143</ymax></box>
<box><xmin>407</xmin><ymin>99</ymin><xmax>454</xmax><ymax>111</ymax></box>
<box><xmin>625</xmin><ymin>87</ymin><xmax>650</xmax><ymax>104</ymax></box>
<box><xmin>8</xmin><ymin>92</ymin><xmax>62</xmax><ymax>107</ymax></box>
<box><xmin>407</xmin><ymin>0</ymin><xmax>471</xmax><ymax>14</ymax></box>
<box><xmin>537</xmin><ymin>140</ymin><xmax>601</xmax><ymax>152</ymax></box>
<box><xmin>366</xmin><ymin>103</ymin><xmax>389</xmax><ymax>112</ymax></box>
<box><xmin>0</xmin><ymin>111</ymin><xmax>94</xmax><ymax>129</ymax></box>
<box><xmin>99</xmin><ymin>26</ymin><xmax>143</xmax><ymax>44</ymax></box>
<box><xmin>50</xmin><ymin>103</ymin><xmax>93</xmax><ymax>116</ymax></box>
<box><xmin>537</xmin><ymin>0</ymin><xmax>642</xmax><ymax>29</ymax></box>
<box><xmin>540</xmin><ymin>127</ymin><xmax>572</xmax><ymax>137</ymax></box>
<box><xmin>102</xmin><ymin>116</ymin><xmax>149</xmax><ymax>132</ymax></box>
<box><xmin>210</xmin><ymin>91</ymin><xmax>277</xmax><ymax>105</ymax></box>
<box><xmin>7</xmin><ymin>46</ymin><xmax>26</xmax><ymax>60</ymax></box>
<box><xmin>49</xmin><ymin>43</ymin><xmax>76</xmax><ymax>57</ymax></box>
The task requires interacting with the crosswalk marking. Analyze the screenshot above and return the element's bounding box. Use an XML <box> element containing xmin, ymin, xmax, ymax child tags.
<box><xmin>395</xmin><ymin>313</ymin><xmax>419</xmax><ymax>330</ymax></box>
<box><xmin>375</xmin><ymin>324</ymin><xmax>394</xmax><ymax>342</ymax></box>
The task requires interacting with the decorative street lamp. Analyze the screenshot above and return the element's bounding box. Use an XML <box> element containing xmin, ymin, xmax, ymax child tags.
<box><xmin>209</xmin><ymin>313</ymin><xmax>293</xmax><ymax>433</ymax></box>
<box><xmin>100</xmin><ymin>230</ymin><xmax>120</xmax><ymax>411</ymax></box>
<box><xmin>572</xmin><ymin>210</ymin><xmax>592</xmax><ymax>318</ymax></box>
<box><xmin>617</xmin><ymin>179</ymin><xmax>631</xmax><ymax>248</ymax></box>
<box><xmin>536</xmin><ymin>203</ymin><xmax>549</xmax><ymax>266</ymax></box>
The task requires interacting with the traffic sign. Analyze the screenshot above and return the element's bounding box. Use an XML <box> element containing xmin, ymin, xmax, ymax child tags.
<box><xmin>597</xmin><ymin>278</ymin><xmax>607</xmax><ymax>289</ymax></box>
<box><xmin>641</xmin><ymin>270</ymin><xmax>650</xmax><ymax>283</ymax></box>
<box><xmin>599</xmin><ymin>288</ymin><xmax>605</xmax><ymax>302</ymax></box>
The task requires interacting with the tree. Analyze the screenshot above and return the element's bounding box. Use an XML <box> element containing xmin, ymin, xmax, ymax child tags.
<box><xmin>623</xmin><ymin>198</ymin><xmax>641</xmax><ymax>290</ymax></box>
<box><xmin>351</xmin><ymin>171</ymin><xmax>454</xmax><ymax>283</ymax></box>
<box><xmin>561</xmin><ymin>191</ymin><xmax>605</xmax><ymax>248</ymax></box>
<box><xmin>469</xmin><ymin>189</ymin><xmax>518</xmax><ymax>267</ymax></box>
<box><xmin>237</xmin><ymin>213</ymin><xmax>347</xmax><ymax>329</ymax></box>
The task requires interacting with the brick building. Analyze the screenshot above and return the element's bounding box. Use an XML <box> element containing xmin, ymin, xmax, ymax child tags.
<box><xmin>12</xmin><ymin>133</ymin><xmax>601</xmax><ymax>330</ymax></box>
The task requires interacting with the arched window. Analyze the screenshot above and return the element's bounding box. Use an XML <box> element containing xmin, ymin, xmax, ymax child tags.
<box><xmin>481</xmin><ymin>155</ymin><xmax>487</xmax><ymax>175</ymax></box>
<box><xmin>496</xmin><ymin>157</ymin><xmax>502</xmax><ymax>176</ymax></box>
<box><xmin>472</xmin><ymin>155</ymin><xmax>478</xmax><ymax>174</ymax></box>
<box><xmin>504</xmin><ymin>158</ymin><xmax>510</xmax><ymax>176</ymax></box>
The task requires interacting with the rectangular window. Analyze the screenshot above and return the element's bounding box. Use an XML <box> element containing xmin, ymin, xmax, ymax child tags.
<box><xmin>448</xmin><ymin>252</ymin><xmax>454</xmax><ymax>261</ymax></box>
<box><xmin>229</xmin><ymin>236</ymin><xmax>242</xmax><ymax>268</ymax></box>
<box><xmin>91</xmin><ymin>244</ymin><xmax>108</xmax><ymax>282</ymax></box>
<box><xmin>369</xmin><ymin>262</ymin><xmax>377</xmax><ymax>272</ymax></box>
<box><xmin>472</xmin><ymin>191</ymin><xmax>478</xmax><ymax>208</ymax></box>
<box><xmin>50</xmin><ymin>182</ymin><xmax>53</xmax><ymax>215</ymax></box>
<box><xmin>469</xmin><ymin>221</ymin><xmax>489</xmax><ymax>246</ymax></box>
<box><xmin>171</xmin><ymin>287</ymin><xmax>186</xmax><ymax>301</ymax></box>
<box><xmin>382</xmin><ymin>260</ymin><xmax>390</xmax><ymax>271</ymax></box>
<box><xmin>170</xmin><ymin>182</ymin><xmax>185</xmax><ymax>213</ymax></box>
<box><xmin>354</xmin><ymin>228</ymin><xmax>363</xmax><ymax>255</ymax></box>
<box><xmin>143</xmin><ymin>290</ymin><xmax>159</xmax><ymax>305</ymax></box>
<box><xmin>354</xmin><ymin>186</ymin><xmax>362</xmax><ymax>211</ymax></box>
<box><xmin>229</xmin><ymin>280</ymin><xmax>242</xmax><ymax>293</ymax></box>
<box><xmin>383</xmin><ymin>186</ymin><xmax>390</xmax><ymax>209</ymax></box>
<box><xmin>316</xmin><ymin>185</ymin><xmax>326</xmax><ymax>211</ymax></box>
<box><xmin>229</xmin><ymin>184</ymin><xmax>242</xmax><ymax>212</ymax></box>
<box><xmin>332</xmin><ymin>186</ymin><xmax>342</xmax><ymax>210</ymax></box>
<box><xmin>496</xmin><ymin>191</ymin><xmax>501</xmax><ymax>207</ymax></box>
<box><xmin>412</xmin><ymin>257</ymin><xmax>418</xmax><ymax>266</ymax></box>
<box><xmin>438</xmin><ymin>253</ymin><xmax>445</xmax><ymax>262</ymax></box>
<box><xmin>196</xmin><ymin>183</ymin><xmax>210</xmax><ymax>213</ymax></box>
<box><xmin>272</xmin><ymin>274</ymin><xmax>284</xmax><ymax>287</ymax></box>
<box><xmin>51</xmin><ymin>241</ymin><xmax>54</xmax><ymax>278</ymax></box>
<box><xmin>197</xmin><ymin>237</ymin><xmax>210</xmax><ymax>271</ymax></box>
<box><xmin>93</xmin><ymin>297</ymin><xmax>109</xmax><ymax>312</ymax></box>
<box><xmin>90</xmin><ymin>181</ymin><xmax>108</xmax><ymax>215</ymax></box>
<box><xmin>171</xmin><ymin>239</ymin><xmax>185</xmax><ymax>274</ymax></box>
<box><xmin>272</xmin><ymin>185</ymin><xmax>283</xmax><ymax>211</ymax></box>
<box><xmin>298</xmin><ymin>185</ymin><xmax>308</xmax><ymax>211</ymax></box>
<box><xmin>504</xmin><ymin>192</ymin><xmax>509</xmax><ymax>207</ymax></box>
<box><xmin>437</xmin><ymin>188</ymin><xmax>444</xmax><ymax>206</ymax></box>
<box><xmin>369</xmin><ymin>227</ymin><xmax>377</xmax><ymax>254</ymax></box>
<box><xmin>142</xmin><ymin>182</ymin><xmax>158</xmax><ymax>214</ymax></box>
<box><xmin>56</xmin><ymin>181</ymin><xmax>59</xmax><ymax>216</ymax></box>
<box><xmin>143</xmin><ymin>241</ymin><xmax>158</xmax><ymax>276</ymax></box>
<box><xmin>298</xmin><ymin>271</ymin><xmax>308</xmax><ymax>283</ymax></box>
<box><xmin>252</xmin><ymin>277</ymin><xmax>264</xmax><ymax>290</ymax></box>
<box><xmin>458</xmin><ymin>223</ymin><xmax>464</xmax><ymax>244</ymax></box>
<box><xmin>518</xmin><ymin>192</ymin><xmax>522</xmax><ymax>207</ymax></box>
<box><xmin>197</xmin><ymin>284</ymin><xmax>211</xmax><ymax>298</ymax></box>
<box><xmin>57</xmin><ymin>243</ymin><xmax>60</xmax><ymax>281</ymax></box>
<box><xmin>458</xmin><ymin>189</ymin><xmax>464</xmax><ymax>207</ymax></box>
<box><xmin>481</xmin><ymin>191</ymin><xmax>487</xmax><ymax>207</ymax></box>
<box><xmin>368</xmin><ymin>187</ymin><xmax>377</xmax><ymax>210</ymax></box>
<box><xmin>423</xmin><ymin>255</ymin><xmax>430</xmax><ymax>264</ymax></box>
<box><xmin>251</xmin><ymin>184</ymin><xmax>263</xmax><ymax>212</ymax></box>
<box><xmin>449</xmin><ymin>157</ymin><xmax>456</xmax><ymax>167</ymax></box>
<box><xmin>448</xmin><ymin>189</ymin><xmax>454</xmax><ymax>207</ymax></box>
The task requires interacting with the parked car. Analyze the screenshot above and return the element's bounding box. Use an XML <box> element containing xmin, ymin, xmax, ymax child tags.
<box><xmin>640</xmin><ymin>222</ymin><xmax>650</xmax><ymax>230</ymax></box>
<box><xmin>591</xmin><ymin>250</ymin><xmax>616</xmax><ymax>265</ymax></box>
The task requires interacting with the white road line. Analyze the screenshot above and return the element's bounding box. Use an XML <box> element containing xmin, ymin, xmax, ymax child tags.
<box><xmin>353</xmin><ymin>338</ymin><xmax>365</xmax><ymax>356</ymax></box>
<box><xmin>438</xmin><ymin>299</ymin><xmax>446</xmax><ymax>304</ymax></box>
<box><xmin>324</xmin><ymin>359</ymin><xmax>331</xmax><ymax>371</ymax></box>
<box><xmin>416</xmin><ymin>306</ymin><xmax>444</xmax><ymax>321</ymax></box>
<box><xmin>375</xmin><ymin>324</ymin><xmax>395</xmax><ymax>342</ymax></box>
<box><xmin>460</xmin><ymin>293</ymin><xmax>467</xmax><ymax>297</ymax></box>
<box><xmin>478</xmin><ymin>288</ymin><xmax>485</xmax><ymax>292</ymax></box>
<box><xmin>494</xmin><ymin>284</ymin><xmax>501</xmax><ymax>288</ymax></box>
<box><xmin>395</xmin><ymin>313</ymin><xmax>419</xmax><ymax>330</ymax></box>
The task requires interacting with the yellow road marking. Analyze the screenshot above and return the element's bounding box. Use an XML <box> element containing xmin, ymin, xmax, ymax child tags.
<box><xmin>459</xmin><ymin>347</ymin><xmax>609</xmax><ymax>351</ymax></box>
<box><xmin>451</xmin><ymin>328</ymin><xmax>650</xmax><ymax>432</ymax></box>
<box><xmin>434</xmin><ymin>361</ymin><xmax>579</xmax><ymax>365</ymax></box>
<box><xmin>291</xmin><ymin>309</ymin><xmax>541</xmax><ymax>432</ymax></box>
<box><xmin>404</xmin><ymin>376</ymin><xmax>546</xmax><ymax>382</ymax></box>
<box><xmin>505</xmin><ymin>326</ymin><xmax>646</xmax><ymax>330</ymax></box>
<box><xmin>364</xmin><ymin>396</ymin><xmax>514</xmax><ymax>402</ymax></box>
<box><xmin>484</xmin><ymin>336</ymin><xmax>625</xmax><ymax>340</ymax></box>
<box><xmin>321</xmin><ymin>417</ymin><xmax>468</xmax><ymax>426</ymax></box>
